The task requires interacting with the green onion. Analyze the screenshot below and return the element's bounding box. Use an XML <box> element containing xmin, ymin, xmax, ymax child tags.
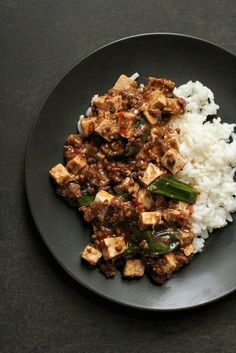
<box><xmin>143</xmin><ymin>230</ymin><xmax>180</xmax><ymax>257</ymax></box>
<box><xmin>136</xmin><ymin>113</ymin><xmax>149</xmax><ymax>128</ymax></box>
<box><xmin>126</xmin><ymin>145</ymin><xmax>141</xmax><ymax>156</ymax></box>
<box><xmin>147</xmin><ymin>176</ymin><xmax>199</xmax><ymax>204</ymax></box>
<box><xmin>79</xmin><ymin>194</ymin><xmax>95</xmax><ymax>207</ymax></box>
<box><xmin>126</xmin><ymin>113</ymin><xmax>151</xmax><ymax>155</ymax></box>
<box><xmin>126</xmin><ymin>229</ymin><xmax>180</xmax><ymax>257</ymax></box>
<box><xmin>119</xmin><ymin>192</ymin><xmax>131</xmax><ymax>200</ymax></box>
<box><xmin>132</xmin><ymin>230</ymin><xmax>153</xmax><ymax>244</ymax></box>
<box><xmin>124</xmin><ymin>242</ymin><xmax>138</xmax><ymax>257</ymax></box>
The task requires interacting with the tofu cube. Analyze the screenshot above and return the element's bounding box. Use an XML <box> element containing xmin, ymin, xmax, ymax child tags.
<box><xmin>114</xmin><ymin>177</ymin><xmax>139</xmax><ymax>196</ymax></box>
<box><xmin>139</xmin><ymin>163</ymin><xmax>164</xmax><ymax>186</ymax></box>
<box><xmin>163</xmin><ymin>252</ymin><xmax>178</xmax><ymax>273</ymax></box>
<box><xmin>49</xmin><ymin>163</ymin><xmax>72</xmax><ymax>185</ymax></box>
<box><xmin>66</xmin><ymin>154</ymin><xmax>87</xmax><ymax>174</ymax></box>
<box><xmin>147</xmin><ymin>143</ymin><xmax>163</xmax><ymax>163</ymax></box>
<box><xmin>81</xmin><ymin>117</ymin><xmax>97</xmax><ymax>135</ymax></box>
<box><xmin>93</xmin><ymin>95</ymin><xmax>123</xmax><ymax>112</ymax></box>
<box><xmin>94</xmin><ymin>190</ymin><xmax>114</xmax><ymax>204</ymax></box>
<box><xmin>137</xmin><ymin>188</ymin><xmax>153</xmax><ymax>210</ymax></box>
<box><xmin>183</xmin><ymin>244</ymin><xmax>194</xmax><ymax>257</ymax></box>
<box><xmin>106</xmin><ymin>95</ymin><xmax>123</xmax><ymax>111</ymax></box>
<box><xmin>164</xmin><ymin>129</ymin><xmax>179</xmax><ymax>149</ymax></box>
<box><xmin>100</xmin><ymin>236</ymin><xmax>127</xmax><ymax>260</ymax></box>
<box><xmin>161</xmin><ymin>148</ymin><xmax>186</xmax><ymax>174</ymax></box>
<box><xmin>165</xmin><ymin>97</ymin><xmax>185</xmax><ymax>115</ymax></box>
<box><xmin>92</xmin><ymin>95</ymin><xmax>107</xmax><ymax>109</ymax></box>
<box><xmin>143</xmin><ymin>111</ymin><xmax>157</xmax><ymax>125</ymax></box>
<box><xmin>139</xmin><ymin>211</ymin><xmax>162</xmax><ymax>227</ymax></box>
<box><xmin>148</xmin><ymin>90</ymin><xmax>166</xmax><ymax>108</ymax></box>
<box><xmin>81</xmin><ymin>245</ymin><xmax>102</xmax><ymax>266</ymax></box>
<box><xmin>94</xmin><ymin>118</ymin><xmax>117</xmax><ymax>141</ymax></box>
<box><xmin>118</xmin><ymin>112</ymin><xmax>137</xmax><ymax>138</ymax></box>
<box><xmin>113</xmin><ymin>74</ymin><xmax>136</xmax><ymax>91</ymax></box>
<box><xmin>150</xmin><ymin>126</ymin><xmax>163</xmax><ymax>142</ymax></box>
<box><xmin>123</xmin><ymin>259</ymin><xmax>145</xmax><ymax>278</ymax></box>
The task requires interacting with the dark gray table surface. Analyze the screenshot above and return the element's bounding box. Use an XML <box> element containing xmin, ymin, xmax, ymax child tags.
<box><xmin>1</xmin><ymin>1</ymin><xmax>236</xmax><ymax>352</ymax></box>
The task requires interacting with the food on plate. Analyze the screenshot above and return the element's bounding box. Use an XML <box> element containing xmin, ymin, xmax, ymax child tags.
<box><xmin>49</xmin><ymin>74</ymin><xmax>236</xmax><ymax>284</ymax></box>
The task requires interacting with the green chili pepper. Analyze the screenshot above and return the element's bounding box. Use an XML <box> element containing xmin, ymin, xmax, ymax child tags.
<box><xmin>147</xmin><ymin>176</ymin><xmax>199</xmax><ymax>204</ymax></box>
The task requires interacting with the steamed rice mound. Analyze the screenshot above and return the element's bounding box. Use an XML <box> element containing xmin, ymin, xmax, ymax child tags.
<box><xmin>173</xmin><ymin>81</ymin><xmax>236</xmax><ymax>252</ymax></box>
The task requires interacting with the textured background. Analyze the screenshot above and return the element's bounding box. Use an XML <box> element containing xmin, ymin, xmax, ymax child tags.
<box><xmin>1</xmin><ymin>1</ymin><xmax>236</xmax><ymax>352</ymax></box>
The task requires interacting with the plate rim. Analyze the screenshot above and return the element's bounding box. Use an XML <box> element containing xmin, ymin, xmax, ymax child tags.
<box><xmin>25</xmin><ymin>32</ymin><xmax>236</xmax><ymax>311</ymax></box>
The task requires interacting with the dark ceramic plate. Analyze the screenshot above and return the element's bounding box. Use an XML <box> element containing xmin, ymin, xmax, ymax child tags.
<box><xmin>26</xmin><ymin>33</ymin><xmax>236</xmax><ymax>310</ymax></box>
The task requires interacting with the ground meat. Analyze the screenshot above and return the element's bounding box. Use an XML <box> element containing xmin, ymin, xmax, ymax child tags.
<box><xmin>147</xmin><ymin>77</ymin><xmax>176</xmax><ymax>95</ymax></box>
<box><xmin>105</xmin><ymin>161</ymin><xmax>135</xmax><ymax>183</ymax></box>
<box><xmin>64</xmin><ymin>145</ymin><xmax>81</xmax><ymax>160</ymax></box>
<box><xmin>79</xmin><ymin>206</ymin><xmax>95</xmax><ymax>222</ymax></box>
<box><xmin>64</xmin><ymin>134</ymin><xmax>86</xmax><ymax>160</ymax></box>
<box><xmin>175</xmin><ymin>251</ymin><xmax>190</xmax><ymax>265</ymax></box>
<box><xmin>92</xmin><ymin>197</ymin><xmax>136</xmax><ymax>226</ymax></box>
<box><xmin>153</xmin><ymin>195</ymin><xmax>167</xmax><ymax>209</ymax></box>
<box><xmin>118</xmin><ymin>89</ymin><xmax>145</xmax><ymax>110</ymax></box>
<box><xmin>104</xmin><ymin>198</ymin><xmax>136</xmax><ymax>225</ymax></box>
<box><xmin>79</xmin><ymin>141</ymin><xmax>99</xmax><ymax>158</ymax></box>
<box><xmin>144</xmin><ymin>257</ymin><xmax>169</xmax><ymax>284</ymax></box>
<box><xmin>92</xmin><ymin>225</ymin><xmax>113</xmax><ymax>241</ymax></box>
<box><xmin>83</xmin><ymin>163</ymin><xmax>110</xmax><ymax>188</ymax></box>
<box><xmin>57</xmin><ymin>182</ymin><xmax>81</xmax><ymax>205</ymax></box>
<box><xmin>144</xmin><ymin>250</ymin><xmax>189</xmax><ymax>284</ymax></box>
<box><xmin>99</xmin><ymin>260</ymin><xmax>117</xmax><ymax>278</ymax></box>
<box><xmin>66</xmin><ymin>134</ymin><xmax>84</xmax><ymax>148</ymax></box>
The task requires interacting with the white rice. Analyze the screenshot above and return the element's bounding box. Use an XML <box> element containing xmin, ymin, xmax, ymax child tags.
<box><xmin>129</xmin><ymin>72</ymin><xmax>140</xmax><ymax>80</ymax></box>
<box><xmin>77</xmin><ymin>114</ymin><xmax>86</xmax><ymax>136</ymax></box>
<box><xmin>173</xmin><ymin>81</ymin><xmax>236</xmax><ymax>252</ymax></box>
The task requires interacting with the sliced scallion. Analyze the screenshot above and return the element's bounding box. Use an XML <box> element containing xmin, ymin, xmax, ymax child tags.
<box><xmin>125</xmin><ymin>229</ymin><xmax>180</xmax><ymax>257</ymax></box>
<box><xmin>147</xmin><ymin>177</ymin><xmax>199</xmax><ymax>204</ymax></box>
<box><xmin>79</xmin><ymin>194</ymin><xmax>95</xmax><ymax>207</ymax></box>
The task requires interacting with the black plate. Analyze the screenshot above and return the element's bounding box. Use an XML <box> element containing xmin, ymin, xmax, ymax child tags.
<box><xmin>26</xmin><ymin>33</ymin><xmax>236</xmax><ymax>310</ymax></box>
